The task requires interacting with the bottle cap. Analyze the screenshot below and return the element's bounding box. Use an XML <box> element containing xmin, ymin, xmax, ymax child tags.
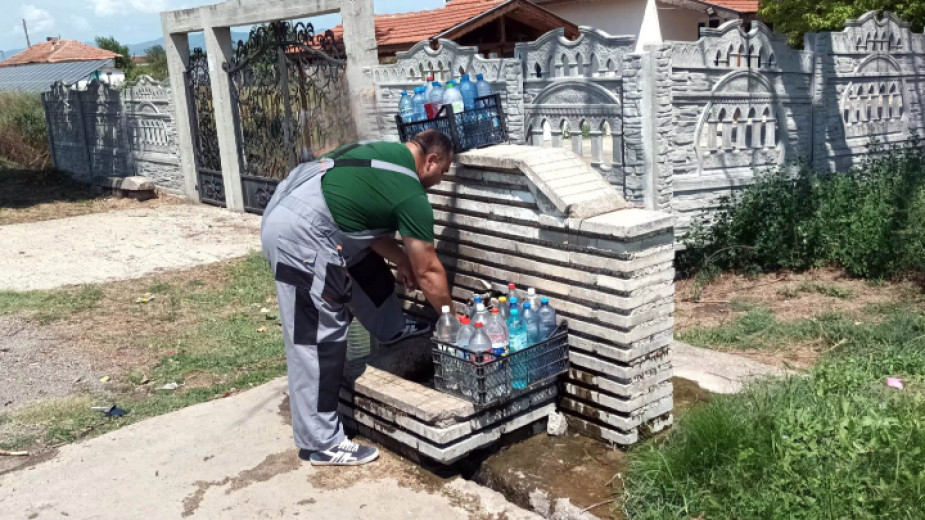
<box><xmin>523</xmin><ymin>302</ymin><xmax>532</xmax><ymax>309</ymax></box>
<box><xmin>474</xmin><ymin>322</ymin><xmax>484</xmax><ymax>328</ymax></box>
<box><xmin>541</xmin><ymin>297</ymin><xmax>549</xmax><ymax>304</ymax></box>
<box><xmin>491</xmin><ymin>308</ymin><xmax>499</xmax><ymax>314</ymax></box>
<box><xmin>447</xmin><ymin>81</ymin><xmax>455</xmax><ymax>87</ymax></box>
<box><xmin>401</xmin><ymin>90</ymin><xmax>407</xmax><ymax>95</ymax></box>
<box><xmin>462</xmin><ymin>73</ymin><xmax>470</xmax><ymax>80</ymax></box>
<box><xmin>511</xmin><ymin>308</ymin><xmax>519</xmax><ymax>316</ymax></box>
<box><xmin>528</xmin><ymin>288</ymin><xmax>536</xmax><ymax>296</ymax></box>
<box><xmin>433</xmin><ymin>81</ymin><xmax>440</xmax><ymax>86</ymax></box>
<box><xmin>476</xmin><ymin>303</ymin><xmax>485</xmax><ymax>311</ymax></box>
<box><xmin>460</xmin><ymin>316</ymin><xmax>470</xmax><ymax>324</ymax></box>
<box><xmin>473</xmin><ymin>295</ymin><xmax>482</xmax><ymax>303</ymax></box>
<box><xmin>499</xmin><ymin>296</ymin><xmax>507</xmax><ymax>303</ymax></box>
<box><xmin>476</xmin><ymin>73</ymin><xmax>484</xmax><ymax>80</ymax></box>
<box><xmin>427</xmin><ymin>76</ymin><xmax>434</xmax><ymax>81</ymax></box>
<box><xmin>441</xmin><ymin>305</ymin><xmax>450</xmax><ymax>313</ymax></box>
<box><xmin>508</xmin><ymin>283</ymin><xmax>516</xmax><ymax>289</ymax></box>
<box><xmin>509</xmin><ymin>296</ymin><xmax>518</xmax><ymax>304</ymax></box>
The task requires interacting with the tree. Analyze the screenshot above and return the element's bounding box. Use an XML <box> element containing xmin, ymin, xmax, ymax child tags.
<box><xmin>760</xmin><ymin>1</ymin><xmax>925</xmax><ymax>47</ymax></box>
<box><xmin>94</xmin><ymin>35</ymin><xmax>135</xmax><ymax>76</ymax></box>
<box><xmin>145</xmin><ymin>44</ymin><xmax>168</xmax><ymax>81</ymax></box>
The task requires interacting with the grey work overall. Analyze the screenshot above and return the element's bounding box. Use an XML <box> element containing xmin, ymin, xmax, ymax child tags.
<box><xmin>260</xmin><ymin>145</ymin><xmax>418</xmax><ymax>452</ymax></box>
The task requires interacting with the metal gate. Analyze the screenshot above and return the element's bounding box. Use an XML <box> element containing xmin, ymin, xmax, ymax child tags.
<box><xmin>186</xmin><ymin>47</ymin><xmax>225</xmax><ymax>207</ymax></box>
<box><xmin>224</xmin><ymin>21</ymin><xmax>356</xmax><ymax>214</ymax></box>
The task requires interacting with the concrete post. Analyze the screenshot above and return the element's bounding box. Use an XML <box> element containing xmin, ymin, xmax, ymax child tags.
<box><xmin>638</xmin><ymin>50</ymin><xmax>658</xmax><ymax>210</ymax></box>
<box><xmin>203</xmin><ymin>23</ymin><xmax>245</xmax><ymax>212</ymax></box>
<box><xmin>161</xmin><ymin>29</ymin><xmax>199</xmax><ymax>201</ymax></box>
<box><xmin>341</xmin><ymin>0</ymin><xmax>379</xmax><ymax>139</ymax></box>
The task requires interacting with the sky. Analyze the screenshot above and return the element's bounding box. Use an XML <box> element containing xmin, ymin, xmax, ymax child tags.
<box><xmin>1</xmin><ymin>0</ymin><xmax>445</xmax><ymax>56</ymax></box>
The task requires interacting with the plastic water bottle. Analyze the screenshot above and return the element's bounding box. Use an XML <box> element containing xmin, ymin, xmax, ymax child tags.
<box><xmin>507</xmin><ymin>308</ymin><xmax>530</xmax><ymax>389</ymax></box>
<box><xmin>398</xmin><ymin>90</ymin><xmax>415</xmax><ymax>121</ymax></box>
<box><xmin>457</xmin><ymin>316</ymin><xmax>474</xmax><ymax>348</ymax></box>
<box><xmin>486</xmin><ymin>308</ymin><xmax>509</xmax><ymax>355</ymax></box>
<box><xmin>443</xmin><ymin>81</ymin><xmax>464</xmax><ymax>114</ymax></box>
<box><xmin>456</xmin><ymin>316</ymin><xmax>475</xmax><ymax>397</ymax></box>
<box><xmin>497</xmin><ymin>296</ymin><xmax>510</xmax><ymax>321</ymax></box>
<box><xmin>522</xmin><ymin>301</ymin><xmax>540</xmax><ymax>345</ymax></box>
<box><xmin>475</xmin><ymin>73</ymin><xmax>492</xmax><ymax>100</ymax></box>
<box><xmin>459</xmin><ymin>74</ymin><xmax>477</xmax><ymax>111</ymax></box>
<box><xmin>507</xmin><ymin>296</ymin><xmax>521</xmax><ymax>321</ymax></box>
<box><xmin>436</xmin><ymin>305</ymin><xmax>460</xmax><ymax>390</ymax></box>
<box><xmin>427</xmin><ymin>81</ymin><xmax>445</xmax><ymax>119</ymax></box>
<box><xmin>525</xmin><ymin>287</ymin><xmax>542</xmax><ymax>310</ymax></box>
<box><xmin>436</xmin><ymin>305</ymin><xmax>460</xmax><ymax>344</ymax></box>
<box><xmin>471</xmin><ymin>302</ymin><xmax>491</xmax><ymax>328</ymax></box>
<box><xmin>537</xmin><ymin>297</ymin><xmax>557</xmax><ymax>340</ymax></box>
<box><xmin>466</xmin><ymin>322</ymin><xmax>493</xmax><ymax>400</ymax></box>
<box><xmin>424</xmin><ymin>76</ymin><xmax>434</xmax><ymax>101</ymax></box>
<box><xmin>507</xmin><ymin>283</ymin><xmax>522</xmax><ymax>300</ymax></box>
<box><xmin>411</xmin><ymin>86</ymin><xmax>428</xmax><ymax>122</ymax></box>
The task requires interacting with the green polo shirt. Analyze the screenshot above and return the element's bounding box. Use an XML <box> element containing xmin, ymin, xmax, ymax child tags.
<box><xmin>321</xmin><ymin>141</ymin><xmax>434</xmax><ymax>242</ymax></box>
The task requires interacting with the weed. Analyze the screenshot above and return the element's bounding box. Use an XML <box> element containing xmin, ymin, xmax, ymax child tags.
<box><xmin>0</xmin><ymin>92</ymin><xmax>50</xmax><ymax>169</ymax></box>
<box><xmin>0</xmin><ymin>285</ymin><xmax>103</xmax><ymax>323</ymax></box>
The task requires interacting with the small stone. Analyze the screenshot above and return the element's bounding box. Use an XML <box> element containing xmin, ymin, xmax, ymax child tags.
<box><xmin>547</xmin><ymin>410</ymin><xmax>568</xmax><ymax>436</ymax></box>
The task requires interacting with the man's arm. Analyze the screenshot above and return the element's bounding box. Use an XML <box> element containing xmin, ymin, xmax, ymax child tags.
<box><xmin>370</xmin><ymin>236</ymin><xmax>417</xmax><ymax>290</ymax></box>
<box><xmin>402</xmin><ymin>236</ymin><xmax>452</xmax><ymax>311</ymax></box>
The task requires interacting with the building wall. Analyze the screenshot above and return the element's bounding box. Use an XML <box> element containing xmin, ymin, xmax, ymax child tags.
<box><xmin>43</xmin><ymin>76</ymin><xmax>184</xmax><ymax>194</ymax></box>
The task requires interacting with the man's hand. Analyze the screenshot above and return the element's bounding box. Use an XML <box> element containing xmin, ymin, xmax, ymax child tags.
<box><xmin>403</xmin><ymin>237</ymin><xmax>452</xmax><ymax>311</ymax></box>
<box><xmin>395</xmin><ymin>258</ymin><xmax>418</xmax><ymax>291</ymax></box>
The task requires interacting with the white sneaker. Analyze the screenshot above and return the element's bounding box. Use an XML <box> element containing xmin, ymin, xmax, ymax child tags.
<box><xmin>307</xmin><ymin>438</ymin><xmax>379</xmax><ymax>466</ymax></box>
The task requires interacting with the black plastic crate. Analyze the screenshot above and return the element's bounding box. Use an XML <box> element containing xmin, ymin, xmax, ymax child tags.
<box><xmin>396</xmin><ymin>93</ymin><xmax>508</xmax><ymax>153</ymax></box>
<box><xmin>431</xmin><ymin>323</ymin><xmax>569</xmax><ymax>407</ymax></box>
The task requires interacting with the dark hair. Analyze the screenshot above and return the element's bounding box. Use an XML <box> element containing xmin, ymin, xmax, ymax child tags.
<box><xmin>411</xmin><ymin>129</ymin><xmax>454</xmax><ymax>160</ymax></box>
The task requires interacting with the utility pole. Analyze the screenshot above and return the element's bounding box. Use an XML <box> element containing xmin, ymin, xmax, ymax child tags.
<box><xmin>22</xmin><ymin>19</ymin><xmax>31</xmax><ymax>48</ymax></box>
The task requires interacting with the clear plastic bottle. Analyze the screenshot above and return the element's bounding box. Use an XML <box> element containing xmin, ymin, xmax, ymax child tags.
<box><xmin>507</xmin><ymin>308</ymin><xmax>530</xmax><ymax>389</ymax></box>
<box><xmin>459</xmin><ymin>74</ymin><xmax>477</xmax><ymax>111</ymax></box>
<box><xmin>537</xmin><ymin>297</ymin><xmax>557</xmax><ymax>341</ymax></box>
<box><xmin>525</xmin><ymin>287</ymin><xmax>542</xmax><ymax>310</ymax></box>
<box><xmin>521</xmin><ymin>301</ymin><xmax>541</xmax><ymax>345</ymax></box>
<box><xmin>466</xmin><ymin>322</ymin><xmax>494</xmax><ymax>399</ymax></box>
<box><xmin>497</xmin><ymin>296</ymin><xmax>510</xmax><ymax>321</ymax></box>
<box><xmin>486</xmin><ymin>308</ymin><xmax>509</xmax><ymax>356</ymax></box>
<box><xmin>411</xmin><ymin>86</ymin><xmax>428</xmax><ymax>122</ymax></box>
<box><xmin>471</xmin><ymin>302</ymin><xmax>491</xmax><ymax>328</ymax></box>
<box><xmin>424</xmin><ymin>76</ymin><xmax>434</xmax><ymax>101</ymax></box>
<box><xmin>507</xmin><ymin>282</ymin><xmax>519</xmax><ymax>299</ymax></box>
<box><xmin>435</xmin><ymin>305</ymin><xmax>460</xmax><ymax>390</ymax></box>
<box><xmin>475</xmin><ymin>73</ymin><xmax>493</xmax><ymax>99</ymax></box>
<box><xmin>456</xmin><ymin>315</ymin><xmax>474</xmax><ymax>348</ymax></box>
<box><xmin>443</xmin><ymin>81</ymin><xmax>464</xmax><ymax>114</ymax></box>
<box><xmin>427</xmin><ymin>81</ymin><xmax>445</xmax><ymax>119</ymax></box>
<box><xmin>398</xmin><ymin>90</ymin><xmax>414</xmax><ymax>121</ymax></box>
<box><xmin>456</xmin><ymin>316</ymin><xmax>475</xmax><ymax>397</ymax></box>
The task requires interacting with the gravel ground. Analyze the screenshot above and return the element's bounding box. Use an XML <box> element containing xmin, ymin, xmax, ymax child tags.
<box><xmin>0</xmin><ymin>204</ymin><xmax>261</xmax><ymax>291</ymax></box>
<box><xmin>0</xmin><ymin>317</ymin><xmax>105</xmax><ymax>413</ymax></box>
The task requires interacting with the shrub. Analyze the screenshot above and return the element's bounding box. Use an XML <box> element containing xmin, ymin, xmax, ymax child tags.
<box><xmin>0</xmin><ymin>92</ymin><xmax>51</xmax><ymax>169</ymax></box>
<box><xmin>679</xmin><ymin>141</ymin><xmax>925</xmax><ymax>279</ymax></box>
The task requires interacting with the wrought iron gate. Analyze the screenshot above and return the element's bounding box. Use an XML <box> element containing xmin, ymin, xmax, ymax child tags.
<box><xmin>225</xmin><ymin>21</ymin><xmax>356</xmax><ymax>214</ymax></box>
<box><xmin>186</xmin><ymin>47</ymin><xmax>225</xmax><ymax>207</ymax></box>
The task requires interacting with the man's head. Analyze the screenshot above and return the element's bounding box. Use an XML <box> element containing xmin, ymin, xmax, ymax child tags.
<box><xmin>408</xmin><ymin>129</ymin><xmax>454</xmax><ymax>188</ymax></box>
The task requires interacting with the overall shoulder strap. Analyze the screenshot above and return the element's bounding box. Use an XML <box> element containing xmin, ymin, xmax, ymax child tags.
<box><xmin>331</xmin><ymin>158</ymin><xmax>419</xmax><ymax>182</ymax></box>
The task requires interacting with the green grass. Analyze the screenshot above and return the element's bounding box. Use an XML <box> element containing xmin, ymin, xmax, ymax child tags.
<box><xmin>2</xmin><ymin>253</ymin><xmax>286</xmax><ymax>448</ymax></box>
<box><xmin>624</xmin><ymin>306</ymin><xmax>925</xmax><ymax>519</ymax></box>
<box><xmin>0</xmin><ymin>285</ymin><xmax>103</xmax><ymax>324</ymax></box>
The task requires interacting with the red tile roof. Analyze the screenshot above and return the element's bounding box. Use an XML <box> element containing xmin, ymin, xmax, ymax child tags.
<box><xmin>702</xmin><ymin>0</ymin><xmax>758</xmax><ymax>14</ymax></box>
<box><xmin>330</xmin><ymin>0</ymin><xmax>508</xmax><ymax>48</ymax></box>
<box><xmin>0</xmin><ymin>40</ymin><xmax>119</xmax><ymax>68</ymax></box>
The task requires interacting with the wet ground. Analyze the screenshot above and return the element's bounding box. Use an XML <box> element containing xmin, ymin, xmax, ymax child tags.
<box><xmin>471</xmin><ymin>378</ymin><xmax>712</xmax><ymax>519</ymax></box>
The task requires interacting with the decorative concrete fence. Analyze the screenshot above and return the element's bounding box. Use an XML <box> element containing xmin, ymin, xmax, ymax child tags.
<box><xmin>42</xmin><ymin>77</ymin><xmax>184</xmax><ymax>194</ymax></box>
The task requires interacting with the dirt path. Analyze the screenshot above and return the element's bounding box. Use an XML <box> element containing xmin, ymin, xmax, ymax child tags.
<box><xmin>0</xmin><ymin>205</ymin><xmax>261</xmax><ymax>291</ymax></box>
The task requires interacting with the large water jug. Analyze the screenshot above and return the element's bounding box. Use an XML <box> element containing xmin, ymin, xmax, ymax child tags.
<box><xmin>443</xmin><ymin>82</ymin><xmax>464</xmax><ymax>114</ymax></box>
<box><xmin>537</xmin><ymin>297</ymin><xmax>557</xmax><ymax>340</ymax></box>
<box><xmin>475</xmin><ymin>73</ymin><xmax>493</xmax><ymax>98</ymax></box>
<box><xmin>398</xmin><ymin>90</ymin><xmax>414</xmax><ymax>121</ymax></box>
<box><xmin>507</xmin><ymin>308</ymin><xmax>530</xmax><ymax>389</ymax></box>
<box><xmin>459</xmin><ymin>74</ymin><xmax>477</xmax><ymax>111</ymax></box>
<box><xmin>521</xmin><ymin>302</ymin><xmax>540</xmax><ymax>345</ymax></box>
<box><xmin>411</xmin><ymin>86</ymin><xmax>428</xmax><ymax>121</ymax></box>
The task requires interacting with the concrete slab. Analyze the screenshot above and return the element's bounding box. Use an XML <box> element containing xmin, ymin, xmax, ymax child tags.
<box><xmin>671</xmin><ymin>340</ymin><xmax>796</xmax><ymax>394</ymax></box>
<box><xmin>0</xmin><ymin>377</ymin><xmax>540</xmax><ymax>520</ymax></box>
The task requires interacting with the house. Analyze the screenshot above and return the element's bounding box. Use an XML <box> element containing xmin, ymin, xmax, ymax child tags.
<box><xmin>0</xmin><ymin>38</ymin><xmax>123</xmax><ymax>92</ymax></box>
<box><xmin>534</xmin><ymin>0</ymin><xmax>759</xmax><ymax>42</ymax></box>
<box><xmin>330</xmin><ymin>0</ymin><xmax>581</xmax><ymax>59</ymax></box>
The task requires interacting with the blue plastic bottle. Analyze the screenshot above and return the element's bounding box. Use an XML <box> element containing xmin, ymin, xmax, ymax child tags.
<box><xmin>507</xmin><ymin>308</ymin><xmax>530</xmax><ymax>389</ymax></box>
<box><xmin>411</xmin><ymin>86</ymin><xmax>428</xmax><ymax>121</ymax></box>
<box><xmin>507</xmin><ymin>296</ymin><xmax>521</xmax><ymax>323</ymax></box>
<box><xmin>521</xmin><ymin>301</ymin><xmax>540</xmax><ymax>345</ymax></box>
<box><xmin>459</xmin><ymin>74</ymin><xmax>478</xmax><ymax>111</ymax></box>
<box><xmin>537</xmin><ymin>297</ymin><xmax>557</xmax><ymax>340</ymax></box>
<box><xmin>475</xmin><ymin>73</ymin><xmax>493</xmax><ymax>98</ymax></box>
<box><xmin>398</xmin><ymin>90</ymin><xmax>415</xmax><ymax>121</ymax></box>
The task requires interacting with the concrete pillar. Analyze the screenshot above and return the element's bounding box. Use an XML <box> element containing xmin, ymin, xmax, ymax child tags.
<box><xmin>203</xmin><ymin>23</ymin><xmax>245</xmax><ymax>212</ymax></box>
<box><xmin>635</xmin><ymin>0</ymin><xmax>663</xmax><ymax>53</ymax></box>
<box><xmin>341</xmin><ymin>0</ymin><xmax>380</xmax><ymax>140</ymax></box>
<box><xmin>161</xmin><ymin>28</ymin><xmax>199</xmax><ymax>201</ymax></box>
